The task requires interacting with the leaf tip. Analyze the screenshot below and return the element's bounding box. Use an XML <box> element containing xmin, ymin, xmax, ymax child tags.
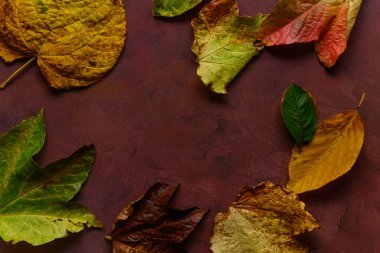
<box><xmin>93</xmin><ymin>219</ymin><xmax>104</xmax><ymax>228</ymax></box>
<box><xmin>211</xmin><ymin>85</ymin><xmax>228</xmax><ymax>94</ymax></box>
<box><xmin>38</xmin><ymin>108</ymin><xmax>45</xmax><ymax>117</ymax></box>
<box><xmin>87</xmin><ymin>143</ymin><xmax>97</xmax><ymax>152</ymax></box>
<box><xmin>200</xmin><ymin>209</ymin><xmax>210</xmax><ymax>217</ymax></box>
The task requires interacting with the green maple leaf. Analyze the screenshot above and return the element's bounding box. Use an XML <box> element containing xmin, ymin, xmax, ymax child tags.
<box><xmin>0</xmin><ymin>110</ymin><xmax>101</xmax><ymax>246</ymax></box>
<box><xmin>191</xmin><ymin>0</ymin><xmax>267</xmax><ymax>94</ymax></box>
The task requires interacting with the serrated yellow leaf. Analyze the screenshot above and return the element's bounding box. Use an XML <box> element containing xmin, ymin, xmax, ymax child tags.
<box><xmin>287</xmin><ymin>109</ymin><xmax>364</xmax><ymax>194</ymax></box>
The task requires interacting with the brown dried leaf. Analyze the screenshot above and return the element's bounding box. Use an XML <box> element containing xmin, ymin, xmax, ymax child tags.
<box><xmin>108</xmin><ymin>183</ymin><xmax>207</xmax><ymax>253</ymax></box>
<box><xmin>210</xmin><ymin>182</ymin><xmax>319</xmax><ymax>253</ymax></box>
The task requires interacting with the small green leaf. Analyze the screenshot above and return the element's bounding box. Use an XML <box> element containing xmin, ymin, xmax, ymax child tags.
<box><xmin>281</xmin><ymin>83</ymin><xmax>317</xmax><ymax>144</ymax></box>
<box><xmin>0</xmin><ymin>110</ymin><xmax>102</xmax><ymax>246</ymax></box>
<box><xmin>192</xmin><ymin>0</ymin><xmax>267</xmax><ymax>94</ymax></box>
<box><xmin>153</xmin><ymin>0</ymin><xmax>204</xmax><ymax>17</ymax></box>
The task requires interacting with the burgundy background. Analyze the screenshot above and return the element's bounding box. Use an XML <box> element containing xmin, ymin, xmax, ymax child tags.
<box><xmin>0</xmin><ymin>0</ymin><xmax>379</xmax><ymax>252</ymax></box>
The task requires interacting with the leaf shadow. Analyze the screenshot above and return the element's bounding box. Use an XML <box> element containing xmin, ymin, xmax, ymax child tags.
<box><xmin>322</xmin><ymin>57</ymin><xmax>346</xmax><ymax>77</ymax></box>
<box><xmin>298</xmin><ymin>151</ymin><xmax>367</xmax><ymax>204</ymax></box>
<box><xmin>33</xmin><ymin>144</ymin><xmax>49</xmax><ymax>167</ymax></box>
<box><xmin>193</xmin><ymin>49</ymin><xmax>266</xmax><ymax>105</ymax></box>
<box><xmin>169</xmin><ymin>183</ymin><xmax>211</xmax><ymax>253</ymax></box>
<box><xmin>227</xmin><ymin>53</ymin><xmax>262</xmax><ymax>92</ymax></box>
<box><xmin>196</xmin><ymin>84</ymin><xmax>230</xmax><ymax>104</ymax></box>
<box><xmin>298</xmin><ymin>232</ymin><xmax>322</xmax><ymax>252</ymax></box>
<box><xmin>265</xmin><ymin>42</ymin><xmax>350</xmax><ymax>75</ymax></box>
<box><xmin>0</xmin><ymin>233</ymin><xmax>84</xmax><ymax>253</ymax></box>
<box><xmin>43</xmin><ymin>83</ymin><xmax>91</xmax><ymax>97</ymax></box>
<box><xmin>265</xmin><ymin>43</ymin><xmax>315</xmax><ymax>60</ymax></box>
<box><xmin>295</xmin><ymin>152</ymin><xmax>368</xmax><ymax>252</ymax></box>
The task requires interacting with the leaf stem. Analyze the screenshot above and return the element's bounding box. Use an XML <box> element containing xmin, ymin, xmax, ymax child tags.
<box><xmin>357</xmin><ymin>92</ymin><xmax>366</xmax><ymax>109</ymax></box>
<box><xmin>0</xmin><ymin>57</ymin><xmax>36</xmax><ymax>89</ymax></box>
<box><xmin>296</xmin><ymin>143</ymin><xmax>303</xmax><ymax>154</ymax></box>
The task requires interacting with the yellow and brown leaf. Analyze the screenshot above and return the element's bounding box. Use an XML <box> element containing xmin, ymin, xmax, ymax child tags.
<box><xmin>191</xmin><ymin>0</ymin><xmax>267</xmax><ymax>94</ymax></box>
<box><xmin>210</xmin><ymin>182</ymin><xmax>319</xmax><ymax>253</ymax></box>
<box><xmin>0</xmin><ymin>0</ymin><xmax>127</xmax><ymax>89</ymax></box>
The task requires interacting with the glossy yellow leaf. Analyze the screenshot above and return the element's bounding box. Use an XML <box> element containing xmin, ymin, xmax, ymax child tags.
<box><xmin>287</xmin><ymin>109</ymin><xmax>364</xmax><ymax>194</ymax></box>
<box><xmin>210</xmin><ymin>182</ymin><xmax>319</xmax><ymax>253</ymax></box>
<box><xmin>0</xmin><ymin>0</ymin><xmax>127</xmax><ymax>89</ymax></box>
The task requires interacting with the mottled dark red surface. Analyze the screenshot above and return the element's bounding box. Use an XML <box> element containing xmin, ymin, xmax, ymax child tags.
<box><xmin>0</xmin><ymin>0</ymin><xmax>379</xmax><ymax>252</ymax></box>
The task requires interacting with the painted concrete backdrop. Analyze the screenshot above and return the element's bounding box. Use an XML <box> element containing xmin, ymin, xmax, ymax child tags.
<box><xmin>0</xmin><ymin>1</ymin><xmax>379</xmax><ymax>252</ymax></box>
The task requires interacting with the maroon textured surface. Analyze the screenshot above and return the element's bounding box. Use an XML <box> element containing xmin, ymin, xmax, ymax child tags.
<box><xmin>0</xmin><ymin>0</ymin><xmax>379</xmax><ymax>252</ymax></box>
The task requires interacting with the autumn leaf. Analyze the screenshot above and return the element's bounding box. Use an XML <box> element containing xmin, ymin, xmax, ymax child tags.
<box><xmin>281</xmin><ymin>83</ymin><xmax>317</xmax><ymax>145</ymax></box>
<box><xmin>0</xmin><ymin>0</ymin><xmax>127</xmax><ymax>89</ymax></box>
<box><xmin>153</xmin><ymin>0</ymin><xmax>204</xmax><ymax>17</ymax></box>
<box><xmin>210</xmin><ymin>181</ymin><xmax>319</xmax><ymax>253</ymax></box>
<box><xmin>191</xmin><ymin>0</ymin><xmax>267</xmax><ymax>94</ymax></box>
<box><xmin>0</xmin><ymin>110</ymin><xmax>101</xmax><ymax>246</ymax></box>
<box><xmin>258</xmin><ymin>0</ymin><xmax>362</xmax><ymax>67</ymax></box>
<box><xmin>315</xmin><ymin>0</ymin><xmax>362</xmax><ymax>67</ymax></box>
<box><xmin>287</xmin><ymin>95</ymin><xmax>365</xmax><ymax>193</ymax></box>
<box><xmin>107</xmin><ymin>183</ymin><xmax>207</xmax><ymax>253</ymax></box>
